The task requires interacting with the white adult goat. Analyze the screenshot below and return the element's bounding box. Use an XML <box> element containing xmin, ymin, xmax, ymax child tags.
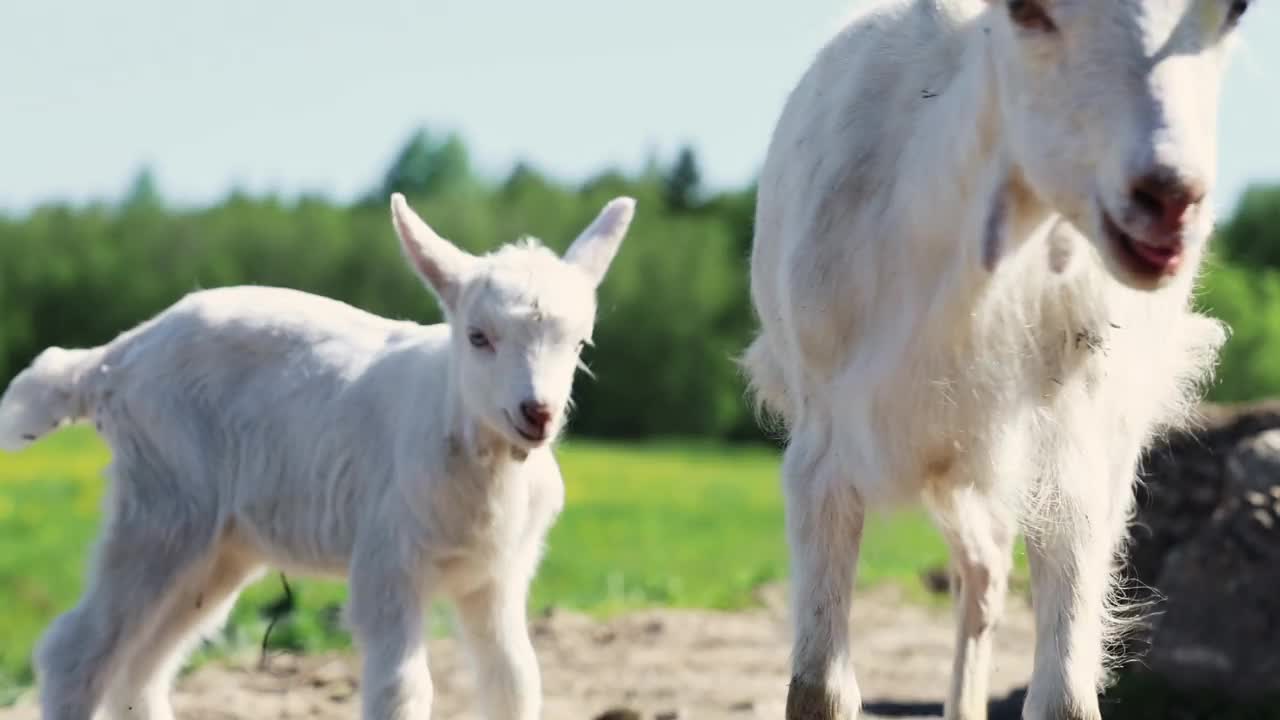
<box><xmin>0</xmin><ymin>193</ymin><xmax>636</xmax><ymax>720</ymax></box>
<box><xmin>743</xmin><ymin>0</ymin><xmax>1250</xmax><ymax>718</ymax></box>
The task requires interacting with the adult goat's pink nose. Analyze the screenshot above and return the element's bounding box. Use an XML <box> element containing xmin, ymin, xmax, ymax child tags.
<box><xmin>1129</xmin><ymin>169</ymin><xmax>1205</xmax><ymax>240</ymax></box>
<box><xmin>520</xmin><ymin>400</ymin><xmax>552</xmax><ymax>430</ymax></box>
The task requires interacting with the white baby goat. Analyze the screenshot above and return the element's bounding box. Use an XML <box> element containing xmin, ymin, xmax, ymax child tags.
<box><xmin>744</xmin><ymin>0</ymin><xmax>1250</xmax><ymax>718</ymax></box>
<box><xmin>0</xmin><ymin>193</ymin><xmax>636</xmax><ymax>720</ymax></box>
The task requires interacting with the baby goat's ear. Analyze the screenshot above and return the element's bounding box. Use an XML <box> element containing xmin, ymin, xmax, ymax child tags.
<box><xmin>390</xmin><ymin>193</ymin><xmax>476</xmax><ymax>311</ymax></box>
<box><xmin>564</xmin><ymin>197</ymin><xmax>636</xmax><ymax>288</ymax></box>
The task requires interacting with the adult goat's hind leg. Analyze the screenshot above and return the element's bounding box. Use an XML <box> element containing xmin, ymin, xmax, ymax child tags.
<box><xmin>102</xmin><ymin>543</ymin><xmax>260</xmax><ymax>720</ymax></box>
<box><xmin>927</xmin><ymin>488</ymin><xmax>1015</xmax><ymax>720</ymax></box>
<box><xmin>783</xmin><ymin>428</ymin><xmax>864</xmax><ymax>720</ymax></box>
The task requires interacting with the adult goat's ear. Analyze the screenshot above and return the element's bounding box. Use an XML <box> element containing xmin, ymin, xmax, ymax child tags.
<box><xmin>390</xmin><ymin>193</ymin><xmax>476</xmax><ymax>311</ymax></box>
<box><xmin>564</xmin><ymin>197</ymin><xmax>636</xmax><ymax>288</ymax></box>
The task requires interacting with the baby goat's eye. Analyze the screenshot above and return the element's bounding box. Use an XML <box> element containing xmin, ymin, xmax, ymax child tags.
<box><xmin>1225</xmin><ymin>0</ymin><xmax>1250</xmax><ymax>28</ymax></box>
<box><xmin>1008</xmin><ymin>0</ymin><xmax>1056</xmax><ymax>32</ymax></box>
<box><xmin>467</xmin><ymin>329</ymin><xmax>493</xmax><ymax>351</ymax></box>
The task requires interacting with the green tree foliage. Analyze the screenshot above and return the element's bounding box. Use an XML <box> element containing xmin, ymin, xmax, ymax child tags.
<box><xmin>663</xmin><ymin>146</ymin><xmax>702</xmax><ymax>213</ymax></box>
<box><xmin>1191</xmin><ymin>185</ymin><xmax>1280</xmax><ymax>403</ymax></box>
<box><xmin>122</xmin><ymin>167</ymin><xmax>163</xmax><ymax>211</ymax></box>
<box><xmin>1</xmin><ymin>129</ymin><xmax>1277</xmax><ymax>439</ymax></box>
<box><xmin>0</xmin><ymin>136</ymin><xmax>766</xmax><ymax>441</ymax></box>
<box><xmin>1196</xmin><ymin>261</ymin><xmax>1280</xmax><ymax>402</ymax></box>
<box><xmin>378</xmin><ymin>129</ymin><xmax>475</xmax><ymax>200</ymax></box>
<box><xmin>1213</xmin><ymin>185</ymin><xmax>1280</xmax><ymax>268</ymax></box>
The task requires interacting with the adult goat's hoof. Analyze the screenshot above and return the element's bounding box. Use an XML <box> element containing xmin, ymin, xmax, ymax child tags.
<box><xmin>785</xmin><ymin>676</ymin><xmax>857</xmax><ymax>720</ymax></box>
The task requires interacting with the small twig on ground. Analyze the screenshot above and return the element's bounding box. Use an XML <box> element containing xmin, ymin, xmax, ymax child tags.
<box><xmin>258</xmin><ymin>573</ymin><xmax>296</xmax><ymax>673</ymax></box>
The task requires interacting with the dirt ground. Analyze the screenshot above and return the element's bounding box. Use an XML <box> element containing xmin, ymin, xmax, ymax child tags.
<box><xmin>1</xmin><ymin>584</ymin><xmax>1036</xmax><ymax>720</ymax></box>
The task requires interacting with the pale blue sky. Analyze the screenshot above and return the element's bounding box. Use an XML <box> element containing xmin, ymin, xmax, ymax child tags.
<box><xmin>1</xmin><ymin>0</ymin><xmax>1276</xmax><ymax>215</ymax></box>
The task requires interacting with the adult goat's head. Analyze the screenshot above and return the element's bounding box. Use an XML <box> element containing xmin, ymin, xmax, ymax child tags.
<box><xmin>390</xmin><ymin>193</ymin><xmax>635</xmax><ymax>450</ymax></box>
<box><xmin>988</xmin><ymin>0</ymin><xmax>1251</xmax><ymax>289</ymax></box>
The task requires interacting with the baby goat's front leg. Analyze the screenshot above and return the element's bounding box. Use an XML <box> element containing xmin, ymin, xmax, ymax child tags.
<box><xmin>349</xmin><ymin>552</ymin><xmax>433</xmax><ymax>720</ymax></box>
<box><xmin>453</xmin><ymin>569</ymin><xmax>541</xmax><ymax>720</ymax></box>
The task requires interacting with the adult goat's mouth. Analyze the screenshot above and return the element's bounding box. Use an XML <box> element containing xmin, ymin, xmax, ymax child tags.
<box><xmin>505</xmin><ymin>411</ymin><xmax>547</xmax><ymax>444</ymax></box>
<box><xmin>1100</xmin><ymin>204</ymin><xmax>1183</xmax><ymax>281</ymax></box>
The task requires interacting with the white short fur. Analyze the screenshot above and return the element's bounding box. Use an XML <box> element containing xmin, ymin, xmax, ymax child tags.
<box><xmin>743</xmin><ymin>0</ymin><xmax>1241</xmax><ymax>718</ymax></box>
<box><xmin>0</xmin><ymin>193</ymin><xmax>636</xmax><ymax>720</ymax></box>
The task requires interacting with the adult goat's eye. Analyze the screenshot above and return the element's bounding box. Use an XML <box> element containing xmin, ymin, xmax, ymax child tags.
<box><xmin>1008</xmin><ymin>0</ymin><xmax>1056</xmax><ymax>32</ymax></box>
<box><xmin>1226</xmin><ymin>0</ymin><xmax>1250</xmax><ymax>28</ymax></box>
<box><xmin>468</xmin><ymin>329</ymin><xmax>492</xmax><ymax>350</ymax></box>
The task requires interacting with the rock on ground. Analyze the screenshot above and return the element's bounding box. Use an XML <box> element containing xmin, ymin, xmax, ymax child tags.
<box><xmin>1119</xmin><ymin>400</ymin><xmax>1280</xmax><ymax>708</ymax></box>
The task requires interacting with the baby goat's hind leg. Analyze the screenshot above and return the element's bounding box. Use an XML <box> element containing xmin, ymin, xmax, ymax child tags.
<box><xmin>782</xmin><ymin>427</ymin><xmax>865</xmax><ymax>720</ymax></box>
<box><xmin>926</xmin><ymin>488</ymin><xmax>1015</xmax><ymax>720</ymax></box>
<box><xmin>35</xmin><ymin>515</ymin><xmax>216</xmax><ymax>720</ymax></box>
<box><xmin>101</xmin><ymin>543</ymin><xmax>260</xmax><ymax>720</ymax></box>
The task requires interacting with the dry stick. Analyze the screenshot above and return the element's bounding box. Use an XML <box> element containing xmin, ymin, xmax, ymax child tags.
<box><xmin>258</xmin><ymin>573</ymin><xmax>296</xmax><ymax>673</ymax></box>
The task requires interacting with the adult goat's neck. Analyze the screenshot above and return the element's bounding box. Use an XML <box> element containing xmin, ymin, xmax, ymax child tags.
<box><xmin>888</xmin><ymin>16</ymin><xmax>1054</xmax><ymax>299</ymax></box>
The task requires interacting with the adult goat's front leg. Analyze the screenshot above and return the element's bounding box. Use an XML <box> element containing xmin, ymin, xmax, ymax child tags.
<box><xmin>927</xmin><ymin>488</ymin><xmax>1015</xmax><ymax>720</ymax></box>
<box><xmin>454</xmin><ymin>576</ymin><xmax>541</xmax><ymax>720</ymax></box>
<box><xmin>1022</xmin><ymin>444</ymin><xmax>1137</xmax><ymax>720</ymax></box>
<box><xmin>783</xmin><ymin>436</ymin><xmax>864</xmax><ymax>720</ymax></box>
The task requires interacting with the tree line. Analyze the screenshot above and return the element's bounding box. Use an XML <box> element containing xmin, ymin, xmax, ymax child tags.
<box><xmin>1</xmin><ymin>129</ymin><xmax>1277</xmax><ymax>440</ymax></box>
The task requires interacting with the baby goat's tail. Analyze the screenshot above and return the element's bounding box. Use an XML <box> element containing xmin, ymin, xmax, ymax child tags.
<box><xmin>0</xmin><ymin>347</ymin><xmax>102</xmax><ymax>452</ymax></box>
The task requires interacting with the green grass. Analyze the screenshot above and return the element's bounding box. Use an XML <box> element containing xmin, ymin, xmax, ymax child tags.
<box><xmin>0</xmin><ymin>427</ymin><xmax>1021</xmax><ymax>697</ymax></box>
